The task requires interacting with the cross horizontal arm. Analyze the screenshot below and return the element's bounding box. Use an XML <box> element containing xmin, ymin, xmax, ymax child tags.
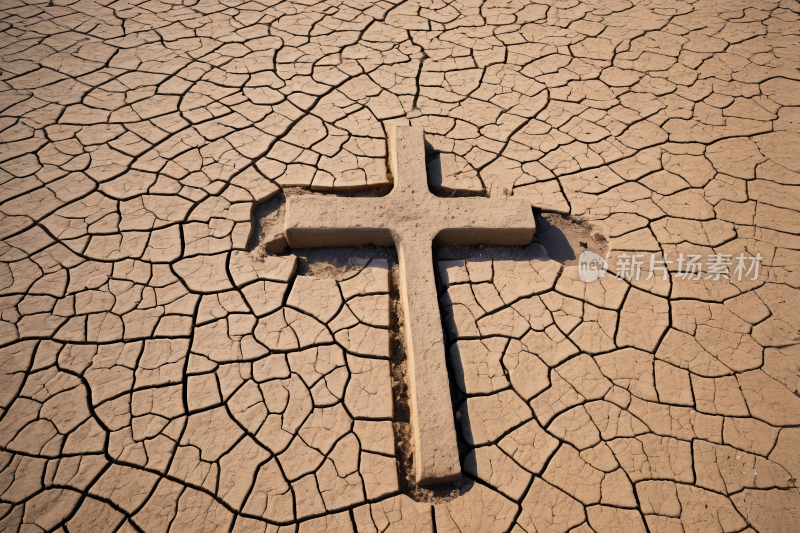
<box><xmin>432</xmin><ymin>196</ymin><xmax>536</xmax><ymax>247</ymax></box>
<box><xmin>284</xmin><ymin>196</ymin><xmax>394</xmax><ymax>248</ymax></box>
<box><xmin>284</xmin><ymin>194</ymin><xmax>535</xmax><ymax>249</ymax></box>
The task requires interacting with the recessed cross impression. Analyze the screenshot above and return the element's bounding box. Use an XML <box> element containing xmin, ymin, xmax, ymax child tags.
<box><xmin>284</xmin><ymin>126</ymin><xmax>536</xmax><ymax>485</ymax></box>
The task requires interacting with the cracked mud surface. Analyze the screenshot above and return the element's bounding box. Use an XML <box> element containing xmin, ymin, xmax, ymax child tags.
<box><xmin>1</xmin><ymin>0</ymin><xmax>800</xmax><ymax>531</ymax></box>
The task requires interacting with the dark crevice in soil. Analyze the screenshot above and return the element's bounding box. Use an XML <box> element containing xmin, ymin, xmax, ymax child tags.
<box><xmin>388</xmin><ymin>260</ymin><xmax>414</xmax><ymax>494</ymax></box>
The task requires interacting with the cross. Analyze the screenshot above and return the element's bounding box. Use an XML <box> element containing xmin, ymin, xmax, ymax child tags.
<box><xmin>284</xmin><ymin>126</ymin><xmax>536</xmax><ymax>485</ymax></box>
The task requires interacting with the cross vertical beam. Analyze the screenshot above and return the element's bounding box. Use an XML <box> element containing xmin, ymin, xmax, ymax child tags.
<box><xmin>284</xmin><ymin>126</ymin><xmax>535</xmax><ymax>485</ymax></box>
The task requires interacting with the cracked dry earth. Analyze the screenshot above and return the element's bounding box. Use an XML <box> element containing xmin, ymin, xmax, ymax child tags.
<box><xmin>1</xmin><ymin>0</ymin><xmax>800</xmax><ymax>531</ymax></box>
